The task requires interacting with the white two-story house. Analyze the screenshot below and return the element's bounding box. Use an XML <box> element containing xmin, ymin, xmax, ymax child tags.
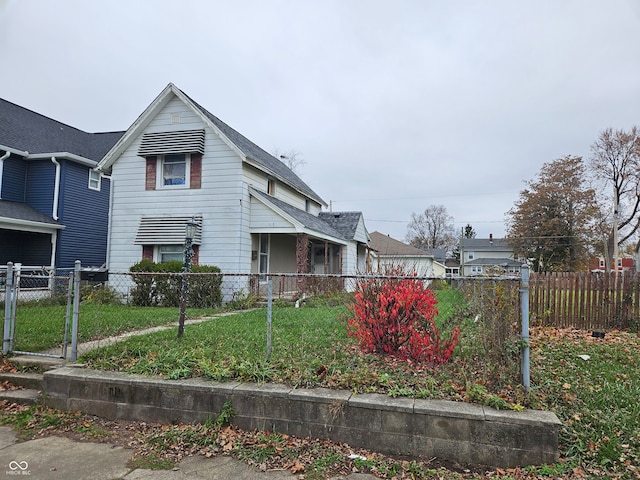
<box><xmin>97</xmin><ymin>84</ymin><xmax>369</xmax><ymax>291</ymax></box>
<box><xmin>459</xmin><ymin>235</ymin><xmax>523</xmax><ymax>276</ymax></box>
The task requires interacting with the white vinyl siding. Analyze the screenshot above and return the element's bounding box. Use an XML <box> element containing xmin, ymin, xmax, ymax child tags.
<box><xmin>106</xmin><ymin>97</ymin><xmax>249</xmax><ymax>274</ymax></box>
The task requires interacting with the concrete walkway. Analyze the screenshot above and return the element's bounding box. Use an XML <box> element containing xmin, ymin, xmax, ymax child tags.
<box><xmin>0</xmin><ymin>427</ymin><xmax>375</xmax><ymax>480</ymax></box>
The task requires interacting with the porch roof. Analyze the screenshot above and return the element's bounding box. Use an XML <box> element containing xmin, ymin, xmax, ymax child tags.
<box><xmin>250</xmin><ymin>189</ymin><xmax>348</xmax><ymax>244</ymax></box>
<box><xmin>0</xmin><ymin>200</ymin><xmax>63</xmax><ymax>233</ymax></box>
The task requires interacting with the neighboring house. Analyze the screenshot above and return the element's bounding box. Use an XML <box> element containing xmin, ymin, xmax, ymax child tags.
<box><xmin>444</xmin><ymin>258</ymin><xmax>460</xmax><ymax>278</ymax></box>
<box><xmin>460</xmin><ymin>234</ymin><xmax>522</xmax><ymax>276</ymax></box>
<box><xmin>589</xmin><ymin>256</ymin><xmax>635</xmax><ymax>273</ymax></box>
<box><xmin>367</xmin><ymin>231</ymin><xmax>439</xmax><ymax>277</ymax></box>
<box><xmin>0</xmin><ymin>98</ymin><xmax>124</xmax><ymax>271</ymax></box>
<box><xmin>97</xmin><ymin>83</ymin><xmax>369</xmax><ymax>289</ymax></box>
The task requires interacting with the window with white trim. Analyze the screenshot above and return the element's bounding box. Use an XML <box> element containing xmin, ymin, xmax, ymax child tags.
<box><xmin>88</xmin><ymin>169</ymin><xmax>101</xmax><ymax>191</ymax></box>
<box><xmin>471</xmin><ymin>266</ymin><xmax>482</xmax><ymax>274</ymax></box>
<box><xmin>467</xmin><ymin>252</ymin><xmax>475</xmax><ymax>260</ymax></box>
<box><xmin>160</xmin><ymin>154</ymin><xmax>190</xmax><ymax>188</ymax></box>
<box><xmin>158</xmin><ymin>245</ymin><xmax>184</xmax><ymax>263</ymax></box>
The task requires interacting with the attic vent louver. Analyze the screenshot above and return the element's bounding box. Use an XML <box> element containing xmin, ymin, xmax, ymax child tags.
<box><xmin>134</xmin><ymin>215</ymin><xmax>203</xmax><ymax>245</ymax></box>
<box><xmin>138</xmin><ymin>129</ymin><xmax>205</xmax><ymax>156</ymax></box>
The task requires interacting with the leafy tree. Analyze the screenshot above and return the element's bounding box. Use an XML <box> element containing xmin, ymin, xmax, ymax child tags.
<box><xmin>405</xmin><ymin>204</ymin><xmax>456</xmax><ymax>252</ymax></box>
<box><xmin>589</xmin><ymin>127</ymin><xmax>640</xmax><ymax>268</ymax></box>
<box><xmin>506</xmin><ymin>156</ymin><xmax>600</xmax><ymax>272</ymax></box>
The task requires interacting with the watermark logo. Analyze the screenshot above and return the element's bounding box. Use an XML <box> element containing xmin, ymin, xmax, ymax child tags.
<box><xmin>6</xmin><ymin>460</ymin><xmax>30</xmax><ymax>476</ymax></box>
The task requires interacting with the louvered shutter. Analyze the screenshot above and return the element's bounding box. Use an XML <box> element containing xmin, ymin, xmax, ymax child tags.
<box><xmin>135</xmin><ymin>215</ymin><xmax>202</xmax><ymax>245</ymax></box>
<box><xmin>138</xmin><ymin>130</ymin><xmax>205</xmax><ymax>156</ymax></box>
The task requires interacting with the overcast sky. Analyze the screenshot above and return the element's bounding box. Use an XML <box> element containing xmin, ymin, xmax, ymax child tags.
<box><xmin>2</xmin><ymin>0</ymin><xmax>639</xmax><ymax>241</ymax></box>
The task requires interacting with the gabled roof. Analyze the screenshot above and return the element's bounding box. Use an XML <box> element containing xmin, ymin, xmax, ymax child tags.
<box><xmin>368</xmin><ymin>231</ymin><xmax>433</xmax><ymax>257</ymax></box>
<box><xmin>423</xmin><ymin>247</ymin><xmax>447</xmax><ymax>263</ymax></box>
<box><xmin>0</xmin><ymin>200</ymin><xmax>63</xmax><ymax>230</ymax></box>
<box><xmin>251</xmin><ymin>189</ymin><xmax>346</xmax><ymax>243</ymax></box>
<box><xmin>98</xmin><ymin>83</ymin><xmax>326</xmax><ymax>206</ymax></box>
<box><xmin>0</xmin><ymin>98</ymin><xmax>124</xmax><ymax>162</ymax></box>
<box><xmin>318</xmin><ymin>211</ymin><xmax>368</xmax><ymax>243</ymax></box>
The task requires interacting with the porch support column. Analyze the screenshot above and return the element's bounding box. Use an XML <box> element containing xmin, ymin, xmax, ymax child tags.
<box><xmin>324</xmin><ymin>241</ymin><xmax>329</xmax><ymax>274</ymax></box>
<box><xmin>296</xmin><ymin>234</ymin><xmax>309</xmax><ymax>292</ymax></box>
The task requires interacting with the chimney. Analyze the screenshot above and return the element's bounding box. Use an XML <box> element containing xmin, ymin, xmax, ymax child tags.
<box><xmin>489</xmin><ymin>233</ymin><xmax>493</xmax><ymax>245</ymax></box>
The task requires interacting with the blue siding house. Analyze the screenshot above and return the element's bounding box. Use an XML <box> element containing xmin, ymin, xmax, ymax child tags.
<box><xmin>0</xmin><ymin>98</ymin><xmax>124</xmax><ymax>270</ymax></box>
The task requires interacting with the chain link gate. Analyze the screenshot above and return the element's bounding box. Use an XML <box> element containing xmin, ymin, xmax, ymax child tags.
<box><xmin>2</xmin><ymin>261</ymin><xmax>81</xmax><ymax>361</ymax></box>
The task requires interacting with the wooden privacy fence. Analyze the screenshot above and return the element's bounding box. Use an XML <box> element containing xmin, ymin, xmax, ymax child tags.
<box><xmin>529</xmin><ymin>271</ymin><xmax>640</xmax><ymax>331</ymax></box>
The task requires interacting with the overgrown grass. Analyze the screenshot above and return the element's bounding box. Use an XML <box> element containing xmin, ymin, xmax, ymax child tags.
<box><xmin>531</xmin><ymin>330</ymin><xmax>640</xmax><ymax>477</ymax></box>
<box><xmin>9</xmin><ymin>288</ymin><xmax>640</xmax><ymax>477</ymax></box>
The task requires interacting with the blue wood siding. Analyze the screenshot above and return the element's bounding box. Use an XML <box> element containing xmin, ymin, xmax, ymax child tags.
<box><xmin>1</xmin><ymin>156</ymin><xmax>27</xmax><ymax>201</ymax></box>
<box><xmin>25</xmin><ymin>160</ymin><xmax>55</xmax><ymax>214</ymax></box>
<box><xmin>55</xmin><ymin>160</ymin><xmax>110</xmax><ymax>268</ymax></box>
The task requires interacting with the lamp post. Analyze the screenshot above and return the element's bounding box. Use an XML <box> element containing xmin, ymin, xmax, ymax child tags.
<box><xmin>178</xmin><ymin>217</ymin><xmax>197</xmax><ymax>338</ymax></box>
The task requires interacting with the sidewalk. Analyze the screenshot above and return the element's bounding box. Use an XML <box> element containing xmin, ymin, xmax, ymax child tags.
<box><xmin>0</xmin><ymin>427</ymin><xmax>375</xmax><ymax>480</ymax></box>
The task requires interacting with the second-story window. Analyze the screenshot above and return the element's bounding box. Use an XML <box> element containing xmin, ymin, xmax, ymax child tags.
<box><xmin>267</xmin><ymin>178</ymin><xmax>276</xmax><ymax>195</ymax></box>
<box><xmin>88</xmin><ymin>169</ymin><xmax>101</xmax><ymax>190</ymax></box>
<box><xmin>162</xmin><ymin>154</ymin><xmax>189</xmax><ymax>187</ymax></box>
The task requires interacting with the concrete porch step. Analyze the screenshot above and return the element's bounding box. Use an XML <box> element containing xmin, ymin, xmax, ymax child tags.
<box><xmin>0</xmin><ymin>388</ymin><xmax>41</xmax><ymax>406</ymax></box>
<box><xmin>8</xmin><ymin>355</ymin><xmax>66</xmax><ymax>372</ymax></box>
<box><xmin>0</xmin><ymin>372</ymin><xmax>44</xmax><ymax>390</ymax></box>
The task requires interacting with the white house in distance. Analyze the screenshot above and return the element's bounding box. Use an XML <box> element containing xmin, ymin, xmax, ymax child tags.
<box><xmin>97</xmin><ymin>84</ymin><xmax>369</xmax><ymax>290</ymax></box>
<box><xmin>459</xmin><ymin>234</ymin><xmax>522</xmax><ymax>276</ymax></box>
<box><xmin>367</xmin><ymin>231</ymin><xmax>443</xmax><ymax>277</ymax></box>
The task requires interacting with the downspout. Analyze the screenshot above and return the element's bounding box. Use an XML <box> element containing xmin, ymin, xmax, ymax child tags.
<box><xmin>51</xmin><ymin>157</ymin><xmax>61</xmax><ymax>220</ymax></box>
<box><xmin>104</xmin><ymin>173</ymin><xmax>114</xmax><ymax>267</ymax></box>
<box><xmin>50</xmin><ymin>156</ymin><xmax>61</xmax><ymax>271</ymax></box>
<box><xmin>0</xmin><ymin>150</ymin><xmax>10</xmax><ymax>198</ymax></box>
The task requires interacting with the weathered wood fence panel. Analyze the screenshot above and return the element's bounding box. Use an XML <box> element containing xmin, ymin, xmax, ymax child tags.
<box><xmin>530</xmin><ymin>272</ymin><xmax>640</xmax><ymax>331</ymax></box>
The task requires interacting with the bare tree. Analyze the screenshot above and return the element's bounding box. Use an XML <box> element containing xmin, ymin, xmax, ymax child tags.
<box><xmin>405</xmin><ymin>205</ymin><xmax>456</xmax><ymax>251</ymax></box>
<box><xmin>589</xmin><ymin>127</ymin><xmax>640</xmax><ymax>268</ymax></box>
<box><xmin>273</xmin><ymin>148</ymin><xmax>306</xmax><ymax>174</ymax></box>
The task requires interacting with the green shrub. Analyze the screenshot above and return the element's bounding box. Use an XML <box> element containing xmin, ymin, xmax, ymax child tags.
<box><xmin>189</xmin><ymin>265</ymin><xmax>222</xmax><ymax>308</ymax></box>
<box><xmin>128</xmin><ymin>261</ymin><xmax>222</xmax><ymax>308</ymax></box>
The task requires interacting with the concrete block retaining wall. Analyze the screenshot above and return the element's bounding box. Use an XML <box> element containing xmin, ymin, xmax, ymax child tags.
<box><xmin>42</xmin><ymin>367</ymin><xmax>561</xmax><ymax>468</ymax></box>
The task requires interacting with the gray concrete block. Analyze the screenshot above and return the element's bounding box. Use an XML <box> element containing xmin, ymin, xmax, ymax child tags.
<box><xmin>38</xmin><ymin>367</ymin><xmax>561</xmax><ymax>468</ymax></box>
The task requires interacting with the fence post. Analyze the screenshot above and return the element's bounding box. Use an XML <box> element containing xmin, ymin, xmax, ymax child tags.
<box><xmin>3</xmin><ymin>262</ymin><xmax>14</xmax><ymax>355</ymax></box>
<box><xmin>266</xmin><ymin>277</ymin><xmax>273</xmax><ymax>362</ymax></box>
<box><xmin>71</xmin><ymin>260</ymin><xmax>81</xmax><ymax>362</ymax></box>
<box><xmin>520</xmin><ymin>264</ymin><xmax>530</xmax><ymax>392</ymax></box>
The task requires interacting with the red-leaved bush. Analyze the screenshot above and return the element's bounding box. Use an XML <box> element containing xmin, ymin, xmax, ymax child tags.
<box><xmin>347</xmin><ymin>273</ymin><xmax>459</xmax><ymax>365</ymax></box>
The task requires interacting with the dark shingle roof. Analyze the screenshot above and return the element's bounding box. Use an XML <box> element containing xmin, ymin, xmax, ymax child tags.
<box><xmin>0</xmin><ymin>200</ymin><xmax>62</xmax><ymax>226</ymax></box>
<box><xmin>461</xmin><ymin>238</ymin><xmax>510</xmax><ymax>250</ymax></box>
<box><xmin>0</xmin><ymin>98</ymin><xmax>124</xmax><ymax>160</ymax></box>
<box><xmin>179</xmin><ymin>89</ymin><xmax>325</xmax><ymax>206</ymax></box>
<box><xmin>317</xmin><ymin>212</ymin><xmax>364</xmax><ymax>241</ymax></box>
<box><xmin>252</xmin><ymin>190</ymin><xmax>347</xmax><ymax>241</ymax></box>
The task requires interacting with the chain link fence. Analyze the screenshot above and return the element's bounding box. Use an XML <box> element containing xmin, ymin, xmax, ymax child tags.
<box><xmin>2</xmin><ymin>264</ymin><xmax>524</xmax><ymax>386</ymax></box>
